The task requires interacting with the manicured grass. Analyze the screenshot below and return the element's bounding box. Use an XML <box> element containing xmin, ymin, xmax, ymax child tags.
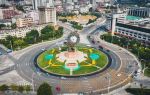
<box><xmin>144</xmin><ymin>68</ymin><xmax>150</xmax><ymax>77</ymax></box>
<box><xmin>37</xmin><ymin>46</ymin><xmax>108</xmax><ymax>76</ymax></box>
<box><xmin>73</xmin><ymin>66</ymin><xmax>98</xmax><ymax>75</ymax></box>
<box><xmin>46</xmin><ymin>66</ymin><xmax>70</xmax><ymax>75</ymax></box>
<box><xmin>78</xmin><ymin>47</ymin><xmax>108</xmax><ymax>68</ymax></box>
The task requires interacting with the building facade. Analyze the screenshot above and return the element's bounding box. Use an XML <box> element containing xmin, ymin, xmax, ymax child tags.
<box><xmin>109</xmin><ymin>13</ymin><xmax>150</xmax><ymax>42</ymax></box>
<box><xmin>127</xmin><ymin>7</ymin><xmax>150</xmax><ymax>18</ymax></box>
<box><xmin>0</xmin><ymin>24</ymin><xmax>47</xmax><ymax>39</ymax></box>
<box><xmin>0</xmin><ymin>8</ymin><xmax>18</xmax><ymax>19</ymax></box>
<box><xmin>38</xmin><ymin>7</ymin><xmax>57</xmax><ymax>25</ymax></box>
<box><xmin>115</xmin><ymin>23</ymin><xmax>150</xmax><ymax>42</ymax></box>
<box><xmin>16</xmin><ymin>17</ymin><xmax>33</xmax><ymax>28</ymax></box>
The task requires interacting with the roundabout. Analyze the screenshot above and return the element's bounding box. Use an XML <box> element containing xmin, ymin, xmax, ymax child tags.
<box><xmin>13</xmin><ymin>24</ymin><xmax>139</xmax><ymax>94</ymax></box>
<box><xmin>36</xmin><ymin>45</ymin><xmax>109</xmax><ymax>77</ymax></box>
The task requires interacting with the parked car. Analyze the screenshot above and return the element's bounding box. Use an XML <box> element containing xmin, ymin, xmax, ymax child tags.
<box><xmin>7</xmin><ymin>49</ymin><xmax>12</xmax><ymax>53</ymax></box>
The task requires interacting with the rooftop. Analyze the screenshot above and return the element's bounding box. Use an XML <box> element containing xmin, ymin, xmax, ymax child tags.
<box><xmin>126</xmin><ymin>16</ymin><xmax>142</xmax><ymax>21</ymax></box>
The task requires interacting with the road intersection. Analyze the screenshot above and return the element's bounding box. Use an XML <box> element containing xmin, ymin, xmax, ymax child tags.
<box><xmin>0</xmin><ymin>18</ymin><xmax>142</xmax><ymax>94</ymax></box>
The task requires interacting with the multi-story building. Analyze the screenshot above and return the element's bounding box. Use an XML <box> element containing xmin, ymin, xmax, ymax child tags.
<box><xmin>108</xmin><ymin>13</ymin><xmax>150</xmax><ymax>43</ymax></box>
<box><xmin>16</xmin><ymin>17</ymin><xmax>33</xmax><ymax>28</ymax></box>
<box><xmin>54</xmin><ymin>0</ymin><xmax>63</xmax><ymax>12</ymax></box>
<box><xmin>127</xmin><ymin>7</ymin><xmax>150</xmax><ymax>18</ymax></box>
<box><xmin>0</xmin><ymin>8</ymin><xmax>19</xmax><ymax>19</ymax></box>
<box><xmin>115</xmin><ymin>23</ymin><xmax>150</xmax><ymax>42</ymax></box>
<box><xmin>38</xmin><ymin>6</ymin><xmax>57</xmax><ymax>25</ymax></box>
<box><xmin>32</xmin><ymin>0</ymin><xmax>41</xmax><ymax>10</ymax></box>
<box><xmin>117</xmin><ymin>0</ymin><xmax>150</xmax><ymax>4</ymax></box>
<box><xmin>32</xmin><ymin>0</ymin><xmax>55</xmax><ymax>10</ymax></box>
<box><xmin>79</xmin><ymin>5</ymin><xmax>90</xmax><ymax>13</ymax></box>
<box><xmin>26</xmin><ymin>10</ymin><xmax>39</xmax><ymax>24</ymax></box>
<box><xmin>0</xmin><ymin>24</ymin><xmax>47</xmax><ymax>39</ymax></box>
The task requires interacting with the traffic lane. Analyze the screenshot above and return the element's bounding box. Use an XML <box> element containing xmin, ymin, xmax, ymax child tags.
<box><xmin>16</xmin><ymin>42</ymin><xmax>61</xmax><ymax>83</ymax></box>
<box><xmin>0</xmin><ymin>47</ymin><xmax>7</xmax><ymax>54</ymax></box>
<box><xmin>0</xmin><ymin>65</ymin><xmax>15</xmax><ymax>75</ymax></box>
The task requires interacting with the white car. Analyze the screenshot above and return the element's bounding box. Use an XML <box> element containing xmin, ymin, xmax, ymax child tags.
<box><xmin>61</xmin><ymin>77</ymin><xmax>67</xmax><ymax>80</ymax></box>
<box><xmin>7</xmin><ymin>49</ymin><xmax>12</xmax><ymax>53</ymax></box>
<box><xmin>41</xmin><ymin>48</ymin><xmax>46</xmax><ymax>51</ymax></box>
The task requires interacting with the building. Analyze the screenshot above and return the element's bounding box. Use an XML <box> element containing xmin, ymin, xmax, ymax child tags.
<box><xmin>38</xmin><ymin>7</ymin><xmax>57</xmax><ymax>25</ymax></box>
<box><xmin>127</xmin><ymin>7</ymin><xmax>150</xmax><ymax>18</ymax></box>
<box><xmin>26</xmin><ymin>10</ymin><xmax>39</xmax><ymax>24</ymax></box>
<box><xmin>109</xmin><ymin>13</ymin><xmax>150</xmax><ymax>42</ymax></box>
<box><xmin>54</xmin><ymin>0</ymin><xmax>63</xmax><ymax>12</ymax></box>
<box><xmin>32</xmin><ymin>0</ymin><xmax>55</xmax><ymax>10</ymax></box>
<box><xmin>37</xmin><ymin>0</ymin><xmax>57</xmax><ymax>25</ymax></box>
<box><xmin>0</xmin><ymin>8</ymin><xmax>19</xmax><ymax>19</ymax></box>
<box><xmin>79</xmin><ymin>5</ymin><xmax>90</xmax><ymax>13</ymax></box>
<box><xmin>0</xmin><ymin>24</ymin><xmax>47</xmax><ymax>39</ymax></box>
<box><xmin>118</xmin><ymin>0</ymin><xmax>150</xmax><ymax>4</ymax></box>
<box><xmin>63</xmin><ymin>3</ymin><xmax>74</xmax><ymax>13</ymax></box>
<box><xmin>16</xmin><ymin>17</ymin><xmax>33</xmax><ymax>28</ymax></box>
<box><xmin>32</xmin><ymin>0</ymin><xmax>41</xmax><ymax>10</ymax></box>
<box><xmin>0</xmin><ymin>0</ymin><xmax>7</xmax><ymax>5</ymax></box>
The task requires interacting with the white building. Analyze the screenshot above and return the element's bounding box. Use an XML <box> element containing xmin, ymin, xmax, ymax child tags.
<box><xmin>115</xmin><ymin>23</ymin><xmax>150</xmax><ymax>42</ymax></box>
<box><xmin>0</xmin><ymin>19</ymin><xmax>11</xmax><ymax>26</ymax></box>
<box><xmin>109</xmin><ymin>13</ymin><xmax>150</xmax><ymax>42</ymax></box>
<box><xmin>0</xmin><ymin>24</ymin><xmax>47</xmax><ymax>39</ymax></box>
<box><xmin>127</xmin><ymin>7</ymin><xmax>150</xmax><ymax>17</ymax></box>
<box><xmin>79</xmin><ymin>5</ymin><xmax>89</xmax><ymax>13</ymax></box>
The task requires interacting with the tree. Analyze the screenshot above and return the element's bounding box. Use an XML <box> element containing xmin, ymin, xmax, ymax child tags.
<box><xmin>26</xmin><ymin>29</ymin><xmax>39</xmax><ymax>43</ymax></box>
<box><xmin>11</xmin><ymin>23</ymin><xmax>17</xmax><ymax>29</ymax></box>
<box><xmin>10</xmin><ymin>84</ymin><xmax>18</xmax><ymax>92</ymax></box>
<box><xmin>0</xmin><ymin>84</ymin><xmax>9</xmax><ymax>92</ymax></box>
<box><xmin>37</xmin><ymin>83</ymin><xmax>52</xmax><ymax>95</ymax></box>
<box><xmin>59</xmin><ymin>19</ymin><xmax>67</xmax><ymax>22</ymax></box>
<box><xmin>24</xmin><ymin>85</ymin><xmax>31</xmax><ymax>93</ymax></box>
<box><xmin>58</xmin><ymin>26</ymin><xmax>63</xmax><ymax>32</ymax></box>
<box><xmin>41</xmin><ymin>25</ymin><xmax>55</xmax><ymax>40</ymax></box>
<box><xmin>18</xmin><ymin>86</ymin><xmax>24</xmax><ymax>93</ymax></box>
<box><xmin>24</xmin><ymin>36</ymin><xmax>35</xmax><ymax>44</ymax></box>
<box><xmin>41</xmin><ymin>26</ymin><xmax>54</xmax><ymax>35</ymax></box>
<box><xmin>14</xmin><ymin>39</ymin><xmax>25</xmax><ymax>49</ymax></box>
<box><xmin>6</xmin><ymin>35</ymin><xmax>15</xmax><ymax>50</ymax></box>
<box><xmin>0</xmin><ymin>24</ymin><xmax>6</xmax><ymax>29</ymax></box>
<box><xmin>16</xmin><ymin>5</ymin><xmax>25</xmax><ymax>12</ymax></box>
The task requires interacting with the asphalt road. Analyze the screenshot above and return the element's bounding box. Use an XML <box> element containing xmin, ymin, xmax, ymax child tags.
<box><xmin>0</xmin><ymin>17</ymin><xmax>140</xmax><ymax>94</ymax></box>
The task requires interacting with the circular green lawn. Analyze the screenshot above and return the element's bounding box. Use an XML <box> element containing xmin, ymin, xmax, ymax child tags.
<box><xmin>37</xmin><ymin>46</ymin><xmax>109</xmax><ymax>76</ymax></box>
